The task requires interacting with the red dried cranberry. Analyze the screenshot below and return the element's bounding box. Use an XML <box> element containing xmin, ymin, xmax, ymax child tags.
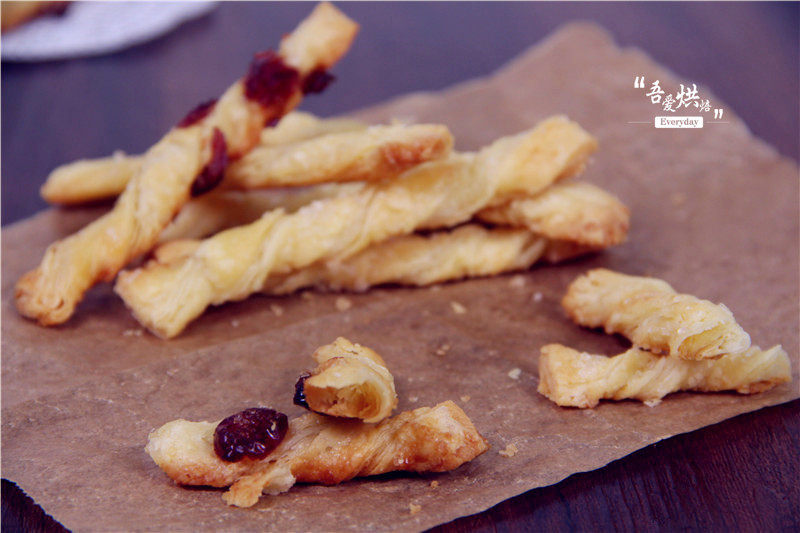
<box><xmin>302</xmin><ymin>69</ymin><xmax>335</xmax><ymax>94</ymax></box>
<box><xmin>191</xmin><ymin>128</ymin><xmax>228</xmax><ymax>197</ymax></box>
<box><xmin>177</xmin><ymin>99</ymin><xmax>217</xmax><ymax>128</ymax></box>
<box><xmin>214</xmin><ymin>407</ymin><xmax>288</xmax><ymax>462</ymax></box>
<box><xmin>244</xmin><ymin>50</ymin><xmax>300</xmax><ymax>111</ymax></box>
<box><xmin>293</xmin><ymin>372</ymin><xmax>311</xmax><ymax>410</ymax></box>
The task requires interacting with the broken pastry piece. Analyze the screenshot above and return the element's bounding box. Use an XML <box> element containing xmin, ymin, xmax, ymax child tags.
<box><xmin>562</xmin><ymin>269</ymin><xmax>751</xmax><ymax>359</ymax></box>
<box><xmin>146</xmin><ymin>401</ymin><xmax>488</xmax><ymax>507</ymax></box>
<box><xmin>538</xmin><ymin>343</ymin><xmax>791</xmax><ymax>408</ymax></box>
<box><xmin>294</xmin><ymin>337</ymin><xmax>398</xmax><ymax>423</ymax></box>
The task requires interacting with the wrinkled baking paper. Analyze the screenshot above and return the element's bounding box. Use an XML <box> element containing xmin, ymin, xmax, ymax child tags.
<box><xmin>2</xmin><ymin>23</ymin><xmax>798</xmax><ymax>532</ymax></box>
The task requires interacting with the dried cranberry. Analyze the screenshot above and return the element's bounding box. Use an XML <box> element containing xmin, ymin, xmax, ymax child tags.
<box><xmin>177</xmin><ymin>99</ymin><xmax>217</xmax><ymax>128</ymax></box>
<box><xmin>214</xmin><ymin>407</ymin><xmax>288</xmax><ymax>462</ymax></box>
<box><xmin>191</xmin><ymin>128</ymin><xmax>228</xmax><ymax>197</ymax></box>
<box><xmin>302</xmin><ymin>69</ymin><xmax>335</xmax><ymax>94</ymax></box>
<box><xmin>293</xmin><ymin>372</ymin><xmax>311</xmax><ymax>410</ymax></box>
<box><xmin>244</xmin><ymin>50</ymin><xmax>300</xmax><ymax>111</ymax></box>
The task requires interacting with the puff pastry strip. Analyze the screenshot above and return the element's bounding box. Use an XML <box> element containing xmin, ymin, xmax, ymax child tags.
<box><xmin>226</xmin><ymin>123</ymin><xmax>453</xmax><ymax>189</ymax></box>
<box><xmin>145</xmin><ymin>400</ymin><xmax>488</xmax><ymax>507</ymax></box>
<box><xmin>562</xmin><ymin>269</ymin><xmax>751</xmax><ymax>359</ymax></box>
<box><xmin>538</xmin><ymin>343</ymin><xmax>791</xmax><ymax>408</ymax></box>
<box><xmin>297</xmin><ymin>337</ymin><xmax>398</xmax><ymax>423</ymax></box>
<box><xmin>40</xmin><ymin>112</ymin><xmax>366</xmax><ymax>205</ymax></box>
<box><xmin>16</xmin><ymin>2</ymin><xmax>358</xmax><ymax>326</ymax></box>
<box><xmin>478</xmin><ymin>181</ymin><xmax>629</xmax><ymax>248</ymax></box>
<box><xmin>260</xmin><ymin>225</ymin><xmax>587</xmax><ymax>294</ymax></box>
<box><xmin>116</xmin><ymin>117</ymin><xmax>597</xmax><ymax>337</ymax></box>
<box><xmin>157</xmin><ymin>184</ymin><xmax>365</xmax><ymax>243</ymax></box>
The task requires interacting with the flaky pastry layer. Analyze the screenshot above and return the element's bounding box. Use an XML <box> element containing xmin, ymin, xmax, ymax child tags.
<box><xmin>478</xmin><ymin>181</ymin><xmax>629</xmax><ymax>248</ymax></box>
<box><xmin>538</xmin><ymin>343</ymin><xmax>791</xmax><ymax>408</ymax></box>
<box><xmin>116</xmin><ymin>116</ymin><xmax>597</xmax><ymax>337</ymax></box>
<box><xmin>145</xmin><ymin>400</ymin><xmax>488</xmax><ymax>507</ymax></box>
<box><xmin>40</xmin><ymin>112</ymin><xmax>367</xmax><ymax>205</ymax></box>
<box><xmin>16</xmin><ymin>2</ymin><xmax>359</xmax><ymax>326</ymax></box>
<box><xmin>562</xmin><ymin>269</ymin><xmax>751</xmax><ymax>359</ymax></box>
<box><xmin>301</xmin><ymin>337</ymin><xmax>398</xmax><ymax>423</ymax></box>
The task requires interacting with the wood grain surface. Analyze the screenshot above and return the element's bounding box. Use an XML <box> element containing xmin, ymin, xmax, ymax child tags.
<box><xmin>2</xmin><ymin>2</ymin><xmax>798</xmax><ymax>531</ymax></box>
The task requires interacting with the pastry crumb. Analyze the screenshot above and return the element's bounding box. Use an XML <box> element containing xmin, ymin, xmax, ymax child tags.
<box><xmin>430</xmin><ymin>480</ymin><xmax>439</xmax><ymax>489</ymax></box>
<box><xmin>532</xmin><ymin>292</ymin><xmax>543</xmax><ymax>302</ymax></box>
<box><xmin>270</xmin><ymin>304</ymin><xmax>284</xmax><ymax>316</ymax></box>
<box><xmin>409</xmin><ymin>502</ymin><xmax>421</xmax><ymax>515</ymax></box>
<box><xmin>460</xmin><ymin>395</ymin><xmax>471</xmax><ymax>403</ymax></box>
<box><xmin>409</xmin><ymin>395</ymin><xmax>419</xmax><ymax>403</ymax></box>
<box><xmin>230</xmin><ymin>319</ymin><xmax>240</xmax><ymax>328</ymax></box>
<box><xmin>498</xmin><ymin>443</ymin><xmax>518</xmax><ymax>458</ymax></box>
<box><xmin>335</xmin><ymin>296</ymin><xmax>352</xmax><ymax>311</ymax></box>
<box><xmin>508</xmin><ymin>368</ymin><xmax>522</xmax><ymax>380</ymax></box>
<box><xmin>122</xmin><ymin>328</ymin><xmax>143</xmax><ymax>337</ymax></box>
<box><xmin>435</xmin><ymin>343</ymin><xmax>451</xmax><ymax>356</ymax></box>
<box><xmin>301</xmin><ymin>291</ymin><xmax>314</xmax><ymax>300</ymax></box>
<box><xmin>509</xmin><ymin>275</ymin><xmax>526</xmax><ymax>288</ymax></box>
<box><xmin>450</xmin><ymin>301</ymin><xmax>467</xmax><ymax>314</ymax></box>
<box><xmin>644</xmin><ymin>399</ymin><xmax>662</xmax><ymax>407</ymax></box>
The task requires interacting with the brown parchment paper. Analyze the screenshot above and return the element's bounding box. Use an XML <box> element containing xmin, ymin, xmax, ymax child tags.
<box><xmin>2</xmin><ymin>23</ymin><xmax>798</xmax><ymax>531</ymax></box>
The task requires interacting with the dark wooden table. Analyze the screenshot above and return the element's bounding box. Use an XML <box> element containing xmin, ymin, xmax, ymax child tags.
<box><xmin>2</xmin><ymin>3</ymin><xmax>798</xmax><ymax>531</ymax></box>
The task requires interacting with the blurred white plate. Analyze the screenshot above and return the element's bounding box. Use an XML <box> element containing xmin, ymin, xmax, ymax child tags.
<box><xmin>2</xmin><ymin>1</ymin><xmax>216</xmax><ymax>62</ymax></box>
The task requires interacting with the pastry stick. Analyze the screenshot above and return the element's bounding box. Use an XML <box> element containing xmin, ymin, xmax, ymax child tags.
<box><xmin>538</xmin><ymin>343</ymin><xmax>791</xmax><ymax>408</ymax></box>
<box><xmin>225</xmin><ymin>123</ymin><xmax>453</xmax><ymax>189</ymax></box>
<box><xmin>478</xmin><ymin>181</ymin><xmax>629</xmax><ymax>248</ymax></box>
<box><xmin>295</xmin><ymin>337</ymin><xmax>398</xmax><ymax>423</ymax></box>
<box><xmin>40</xmin><ymin>112</ymin><xmax>366</xmax><ymax>205</ymax></box>
<box><xmin>115</xmin><ymin>116</ymin><xmax>598</xmax><ymax>337</ymax></box>
<box><xmin>562</xmin><ymin>269</ymin><xmax>751</xmax><ymax>359</ymax></box>
<box><xmin>146</xmin><ymin>401</ymin><xmax>489</xmax><ymax>508</ymax></box>
<box><xmin>16</xmin><ymin>2</ymin><xmax>358</xmax><ymax>326</ymax></box>
<box><xmin>157</xmin><ymin>183</ymin><xmax>365</xmax><ymax>243</ymax></box>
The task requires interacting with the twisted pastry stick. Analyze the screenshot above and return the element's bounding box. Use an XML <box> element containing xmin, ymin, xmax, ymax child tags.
<box><xmin>116</xmin><ymin>117</ymin><xmax>597</xmax><ymax>337</ymax></box>
<box><xmin>16</xmin><ymin>2</ymin><xmax>358</xmax><ymax>325</ymax></box>
<box><xmin>146</xmin><ymin>400</ymin><xmax>488</xmax><ymax>507</ymax></box>
<box><xmin>260</xmin><ymin>225</ymin><xmax>575</xmax><ymax>294</ymax></box>
<box><xmin>158</xmin><ymin>183</ymin><xmax>365</xmax><ymax>243</ymax></box>
<box><xmin>40</xmin><ymin>112</ymin><xmax>366</xmax><ymax>205</ymax></box>
<box><xmin>226</xmin><ymin>123</ymin><xmax>453</xmax><ymax>188</ymax></box>
<box><xmin>562</xmin><ymin>269</ymin><xmax>751</xmax><ymax>359</ymax></box>
<box><xmin>478</xmin><ymin>181</ymin><xmax>629</xmax><ymax>248</ymax></box>
<box><xmin>538</xmin><ymin>343</ymin><xmax>791</xmax><ymax>408</ymax></box>
<box><xmin>296</xmin><ymin>337</ymin><xmax>398</xmax><ymax>423</ymax></box>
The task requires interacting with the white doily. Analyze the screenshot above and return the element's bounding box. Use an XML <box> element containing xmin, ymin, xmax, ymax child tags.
<box><xmin>2</xmin><ymin>1</ymin><xmax>216</xmax><ymax>62</ymax></box>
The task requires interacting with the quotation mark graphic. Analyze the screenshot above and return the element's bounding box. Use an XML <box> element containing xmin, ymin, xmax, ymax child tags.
<box><xmin>634</xmin><ymin>76</ymin><xmax>645</xmax><ymax>89</ymax></box>
<box><xmin>714</xmin><ymin>108</ymin><xmax>724</xmax><ymax>119</ymax></box>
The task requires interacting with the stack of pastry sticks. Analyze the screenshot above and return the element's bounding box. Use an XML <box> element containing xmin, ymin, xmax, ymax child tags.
<box><xmin>16</xmin><ymin>3</ymin><xmax>630</xmax><ymax>339</ymax></box>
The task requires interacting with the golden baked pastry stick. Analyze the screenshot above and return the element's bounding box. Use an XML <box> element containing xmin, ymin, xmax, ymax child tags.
<box><xmin>225</xmin><ymin>123</ymin><xmax>453</xmax><ymax>188</ymax></box>
<box><xmin>478</xmin><ymin>181</ymin><xmax>629</xmax><ymax>248</ymax></box>
<box><xmin>116</xmin><ymin>117</ymin><xmax>597</xmax><ymax>338</ymax></box>
<box><xmin>562</xmin><ymin>269</ymin><xmax>751</xmax><ymax>360</ymax></box>
<box><xmin>16</xmin><ymin>3</ymin><xmax>358</xmax><ymax>326</ymax></box>
<box><xmin>156</xmin><ymin>177</ymin><xmax>627</xmax><ymax>244</ymax></box>
<box><xmin>259</xmin><ymin>225</ymin><xmax>585</xmax><ymax>294</ymax></box>
<box><xmin>296</xmin><ymin>337</ymin><xmax>398</xmax><ymax>423</ymax></box>
<box><xmin>40</xmin><ymin>112</ymin><xmax>366</xmax><ymax>205</ymax></box>
<box><xmin>538</xmin><ymin>343</ymin><xmax>791</xmax><ymax>408</ymax></box>
<box><xmin>157</xmin><ymin>183</ymin><xmax>365</xmax><ymax>243</ymax></box>
<box><xmin>145</xmin><ymin>401</ymin><xmax>489</xmax><ymax>508</ymax></box>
